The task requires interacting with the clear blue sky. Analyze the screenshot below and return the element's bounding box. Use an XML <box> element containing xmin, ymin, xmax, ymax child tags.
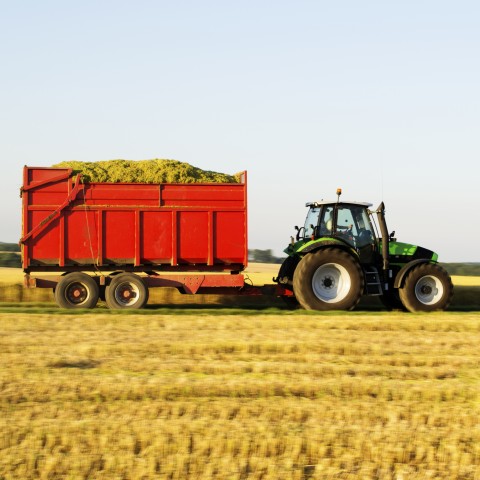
<box><xmin>1</xmin><ymin>1</ymin><xmax>479</xmax><ymax>262</ymax></box>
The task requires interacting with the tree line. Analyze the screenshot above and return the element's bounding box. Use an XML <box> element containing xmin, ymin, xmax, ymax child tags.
<box><xmin>0</xmin><ymin>242</ymin><xmax>21</xmax><ymax>267</ymax></box>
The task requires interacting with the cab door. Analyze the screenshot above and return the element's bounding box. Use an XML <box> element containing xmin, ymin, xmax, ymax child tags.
<box><xmin>335</xmin><ymin>205</ymin><xmax>377</xmax><ymax>264</ymax></box>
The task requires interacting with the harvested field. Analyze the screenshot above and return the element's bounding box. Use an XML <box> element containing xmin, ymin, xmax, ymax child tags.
<box><xmin>52</xmin><ymin>159</ymin><xmax>240</xmax><ymax>183</ymax></box>
<box><xmin>1</xmin><ymin>311</ymin><xmax>480</xmax><ymax>479</ymax></box>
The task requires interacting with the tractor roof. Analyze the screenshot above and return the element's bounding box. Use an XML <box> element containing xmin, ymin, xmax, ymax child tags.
<box><xmin>306</xmin><ymin>200</ymin><xmax>372</xmax><ymax>208</ymax></box>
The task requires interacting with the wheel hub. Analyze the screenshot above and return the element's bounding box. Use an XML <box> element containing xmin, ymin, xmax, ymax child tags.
<box><xmin>322</xmin><ymin>276</ymin><xmax>334</xmax><ymax>289</ymax></box>
<box><xmin>66</xmin><ymin>282</ymin><xmax>88</xmax><ymax>304</ymax></box>
<box><xmin>421</xmin><ymin>285</ymin><xmax>433</xmax><ymax>295</ymax></box>
<box><xmin>115</xmin><ymin>282</ymin><xmax>140</xmax><ymax>306</ymax></box>
<box><xmin>415</xmin><ymin>275</ymin><xmax>443</xmax><ymax>305</ymax></box>
<box><xmin>311</xmin><ymin>263</ymin><xmax>351</xmax><ymax>303</ymax></box>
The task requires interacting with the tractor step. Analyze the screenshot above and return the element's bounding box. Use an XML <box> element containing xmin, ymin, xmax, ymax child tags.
<box><xmin>364</xmin><ymin>267</ymin><xmax>383</xmax><ymax>296</ymax></box>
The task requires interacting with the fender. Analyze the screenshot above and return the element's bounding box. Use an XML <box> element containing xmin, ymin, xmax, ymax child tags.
<box><xmin>298</xmin><ymin>238</ymin><xmax>358</xmax><ymax>257</ymax></box>
<box><xmin>393</xmin><ymin>259</ymin><xmax>436</xmax><ymax>288</ymax></box>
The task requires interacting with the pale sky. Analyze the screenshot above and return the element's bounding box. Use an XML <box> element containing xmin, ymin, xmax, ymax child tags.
<box><xmin>1</xmin><ymin>1</ymin><xmax>479</xmax><ymax>262</ymax></box>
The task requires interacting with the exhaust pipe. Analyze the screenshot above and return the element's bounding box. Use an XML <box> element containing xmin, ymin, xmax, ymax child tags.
<box><xmin>376</xmin><ymin>202</ymin><xmax>389</xmax><ymax>273</ymax></box>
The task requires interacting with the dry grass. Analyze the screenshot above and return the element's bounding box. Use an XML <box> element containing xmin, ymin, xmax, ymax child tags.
<box><xmin>0</xmin><ymin>267</ymin><xmax>23</xmax><ymax>285</ymax></box>
<box><xmin>1</xmin><ymin>311</ymin><xmax>480</xmax><ymax>479</ymax></box>
<box><xmin>452</xmin><ymin>275</ymin><xmax>480</xmax><ymax>286</ymax></box>
<box><xmin>244</xmin><ymin>263</ymin><xmax>280</xmax><ymax>286</ymax></box>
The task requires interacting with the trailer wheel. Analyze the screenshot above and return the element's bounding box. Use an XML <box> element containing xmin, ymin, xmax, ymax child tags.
<box><xmin>293</xmin><ymin>248</ymin><xmax>363</xmax><ymax>311</ymax></box>
<box><xmin>54</xmin><ymin>273</ymin><xmax>99</xmax><ymax>309</ymax></box>
<box><xmin>105</xmin><ymin>273</ymin><xmax>149</xmax><ymax>309</ymax></box>
<box><xmin>399</xmin><ymin>263</ymin><xmax>453</xmax><ymax>312</ymax></box>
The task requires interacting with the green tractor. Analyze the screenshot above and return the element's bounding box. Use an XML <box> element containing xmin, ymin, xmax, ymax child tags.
<box><xmin>275</xmin><ymin>189</ymin><xmax>453</xmax><ymax>312</ymax></box>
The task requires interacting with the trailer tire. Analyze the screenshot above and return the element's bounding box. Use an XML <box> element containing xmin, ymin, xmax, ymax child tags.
<box><xmin>105</xmin><ymin>273</ymin><xmax>149</xmax><ymax>309</ymax></box>
<box><xmin>293</xmin><ymin>248</ymin><xmax>363</xmax><ymax>311</ymax></box>
<box><xmin>54</xmin><ymin>273</ymin><xmax>99</xmax><ymax>309</ymax></box>
<box><xmin>399</xmin><ymin>263</ymin><xmax>453</xmax><ymax>312</ymax></box>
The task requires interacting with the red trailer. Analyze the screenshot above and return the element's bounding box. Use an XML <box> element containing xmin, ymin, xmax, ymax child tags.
<box><xmin>20</xmin><ymin>166</ymin><xmax>262</xmax><ymax>309</ymax></box>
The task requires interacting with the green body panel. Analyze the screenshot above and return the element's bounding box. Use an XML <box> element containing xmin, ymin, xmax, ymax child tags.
<box><xmin>385</xmin><ymin>241</ymin><xmax>438</xmax><ymax>264</ymax></box>
<box><xmin>388</xmin><ymin>241</ymin><xmax>417</xmax><ymax>257</ymax></box>
<box><xmin>285</xmin><ymin>238</ymin><xmax>438</xmax><ymax>265</ymax></box>
<box><xmin>284</xmin><ymin>237</ymin><xmax>357</xmax><ymax>257</ymax></box>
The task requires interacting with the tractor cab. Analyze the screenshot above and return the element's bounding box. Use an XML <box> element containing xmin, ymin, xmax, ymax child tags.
<box><xmin>294</xmin><ymin>200</ymin><xmax>378</xmax><ymax>264</ymax></box>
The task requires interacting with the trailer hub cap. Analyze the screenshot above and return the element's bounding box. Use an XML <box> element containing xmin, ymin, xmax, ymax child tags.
<box><xmin>114</xmin><ymin>282</ymin><xmax>140</xmax><ymax>306</ymax></box>
<box><xmin>66</xmin><ymin>282</ymin><xmax>89</xmax><ymax>305</ymax></box>
<box><xmin>312</xmin><ymin>263</ymin><xmax>351</xmax><ymax>303</ymax></box>
<box><xmin>414</xmin><ymin>275</ymin><xmax>443</xmax><ymax>305</ymax></box>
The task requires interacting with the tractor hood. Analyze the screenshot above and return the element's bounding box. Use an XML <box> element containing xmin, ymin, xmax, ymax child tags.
<box><xmin>386</xmin><ymin>241</ymin><xmax>438</xmax><ymax>263</ymax></box>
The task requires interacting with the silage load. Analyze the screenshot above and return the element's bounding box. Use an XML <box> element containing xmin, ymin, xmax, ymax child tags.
<box><xmin>52</xmin><ymin>159</ymin><xmax>240</xmax><ymax>184</ymax></box>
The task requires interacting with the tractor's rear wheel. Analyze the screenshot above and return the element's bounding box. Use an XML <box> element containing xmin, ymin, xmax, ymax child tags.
<box><xmin>399</xmin><ymin>263</ymin><xmax>453</xmax><ymax>312</ymax></box>
<box><xmin>293</xmin><ymin>249</ymin><xmax>364</xmax><ymax>311</ymax></box>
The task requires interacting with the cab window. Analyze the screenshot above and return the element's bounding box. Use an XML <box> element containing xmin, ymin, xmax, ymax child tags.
<box><xmin>319</xmin><ymin>206</ymin><xmax>334</xmax><ymax>236</ymax></box>
<box><xmin>304</xmin><ymin>207</ymin><xmax>320</xmax><ymax>238</ymax></box>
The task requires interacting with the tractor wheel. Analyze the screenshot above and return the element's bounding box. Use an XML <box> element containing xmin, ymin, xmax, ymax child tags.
<box><xmin>293</xmin><ymin>248</ymin><xmax>364</xmax><ymax>311</ymax></box>
<box><xmin>399</xmin><ymin>263</ymin><xmax>453</xmax><ymax>312</ymax></box>
<box><xmin>105</xmin><ymin>273</ymin><xmax>149</xmax><ymax>310</ymax></box>
<box><xmin>54</xmin><ymin>272</ymin><xmax>99</xmax><ymax>309</ymax></box>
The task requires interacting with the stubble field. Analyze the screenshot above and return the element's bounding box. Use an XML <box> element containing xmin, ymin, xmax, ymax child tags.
<box><xmin>1</xmin><ymin>309</ymin><xmax>480</xmax><ymax>480</ymax></box>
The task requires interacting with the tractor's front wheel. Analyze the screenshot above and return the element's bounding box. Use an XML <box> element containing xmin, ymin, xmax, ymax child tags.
<box><xmin>399</xmin><ymin>263</ymin><xmax>453</xmax><ymax>312</ymax></box>
<box><xmin>293</xmin><ymin>249</ymin><xmax>364</xmax><ymax>311</ymax></box>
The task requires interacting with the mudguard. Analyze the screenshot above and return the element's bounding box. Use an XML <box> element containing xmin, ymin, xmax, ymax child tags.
<box><xmin>393</xmin><ymin>259</ymin><xmax>436</xmax><ymax>288</ymax></box>
<box><xmin>297</xmin><ymin>238</ymin><xmax>358</xmax><ymax>257</ymax></box>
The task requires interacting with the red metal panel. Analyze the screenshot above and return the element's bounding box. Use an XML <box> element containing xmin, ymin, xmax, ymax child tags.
<box><xmin>28</xmin><ymin>210</ymin><xmax>60</xmax><ymax>264</ymax></box>
<box><xmin>144</xmin><ymin>273</ymin><xmax>245</xmax><ymax>293</ymax></box>
<box><xmin>214</xmin><ymin>211</ymin><xmax>246</xmax><ymax>263</ymax></box>
<box><xmin>135</xmin><ymin>211</ymin><xmax>141</xmax><ymax>266</ymax></box>
<box><xmin>178</xmin><ymin>211</ymin><xmax>209</xmax><ymax>263</ymax></box>
<box><xmin>156</xmin><ymin>184</ymin><xmax>246</xmax><ymax>208</ymax></box>
<box><xmin>142</xmin><ymin>211</ymin><xmax>173</xmax><ymax>263</ymax></box>
<box><xmin>65</xmin><ymin>210</ymin><xmax>99</xmax><ymax>265</ymax></box>
<box><xmin>84</xmin><ymin>183</ymin><xmax>161</xmax><ymax>206</ymax></box>
<box><xmin>103</xmin><ymin>211</ymin><xmax>135</xmax><ymax>263</ymax></box>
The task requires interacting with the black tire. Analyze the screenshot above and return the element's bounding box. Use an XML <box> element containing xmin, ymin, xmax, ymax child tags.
<box><xmin>399</xmin><ymin>263</ymin><xmax>453</xmax><ymax>312</ymax></box>
<box><xmin>54</xmin><ymin>273</ymin><xmax>99</xmax><ymax>309</ymax></box>
<box><xmin>105</xmin><ymin>273</ymin><xmax>149</xmax><ymax>309</ymax></box>
<box><xmin>293</xmin><ymin>248</ymin><xmax>364</xmax><ymax>311</ymax></box>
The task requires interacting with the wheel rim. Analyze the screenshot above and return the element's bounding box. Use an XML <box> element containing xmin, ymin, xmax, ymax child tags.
<box><xmin>114</xmin><ymin>281</ymin><xmax>140</xmax><ymax>307</ymax></box>
<box><xmin>414</xmin><ymin>275</ymin><xmax>444</xmax><ymax>305</ymax></box>
<box><xmin>65</xmin><ymin>282</ymin><xmax>90</xmax><ymax>306</ymax></box>
<box><xmin>311</xmin><ymin>263</ymin><xmax>351</xmax><ymax>303</ymax></box>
